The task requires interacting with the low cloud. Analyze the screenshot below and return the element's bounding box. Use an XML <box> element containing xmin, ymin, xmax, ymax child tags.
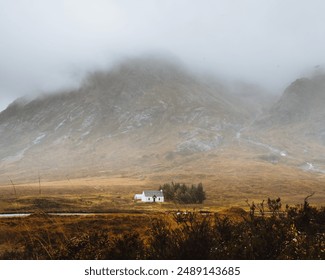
<box><xmin>1</xmin><ymin>0</ymin><xmax>325</xmax><ymax>111</ymax></box>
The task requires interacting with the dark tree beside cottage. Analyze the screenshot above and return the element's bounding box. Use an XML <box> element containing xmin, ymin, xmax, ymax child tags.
<box><xmin>159</xmin><ymin>182</ymin><xmax>206</xmax><ymax>204</ymax></box>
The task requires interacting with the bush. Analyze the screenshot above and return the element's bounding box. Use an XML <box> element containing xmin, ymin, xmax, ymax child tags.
<box><xmin>145</xmin><ymin>196</ymin><xmax>325</xmax><ymax>260</ymax></box>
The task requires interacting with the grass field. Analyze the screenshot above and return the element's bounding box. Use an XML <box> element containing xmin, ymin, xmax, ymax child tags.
<box><xmin>1</xmin><ymin>159</ymin><xmax>324</xmax><ymax>259</ymax></box>
<box><xmin>1</xmin><ymin>158</ymin><xmax>325</xmax><ymax>214</ymax></box>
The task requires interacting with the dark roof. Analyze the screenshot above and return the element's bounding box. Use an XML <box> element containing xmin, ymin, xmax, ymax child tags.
<box><xmin>143</xmin><ymin>190</ymin><xmax>164</xmax><ymax>197</ymax></box>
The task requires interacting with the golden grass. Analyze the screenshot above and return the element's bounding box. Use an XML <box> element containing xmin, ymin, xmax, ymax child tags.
<box><xmin>1</xmin><ymin>150</ymin><xmax>324</xmax><ymax>259</ymax></box>
<box><xmin>0</xmin><ymin>165</ymin><xmax>323</xmax><ymax>259</ymax></box>
<box><xmin>1</xmin><ymin>157</ymin><xmax>325</xmax><ymax>214</ymax></box>
<box><xmin>0</xmin><ymin>212</ymin><xmax>159</xmax><ymax>258</ymax></box>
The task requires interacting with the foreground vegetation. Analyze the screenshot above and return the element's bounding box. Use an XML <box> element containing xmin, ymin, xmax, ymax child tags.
<box><xmin>0</xmin><ymin>197</ymin><xmax>324</xmax><ymax>260</ymax></box>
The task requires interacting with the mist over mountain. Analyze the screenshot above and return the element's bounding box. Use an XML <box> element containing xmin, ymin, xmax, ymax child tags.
<box><xmin>263</xmin><ymin>75</ymin><xmax>325</xmax><ymax>123</ymax></box>
<box><xmin>0</xmin><ymin>57</ymin><xmax>324</xmax><ymax>183</ymax></box>
<box><xmin>241</xmin><ymin>74</ymin><xmax>325</xmax><ymax>174</ymax></box>
<box><xmin>0</xmin><ymin>58</ymin><xmax>252</xmax><ymax>180</ymax></box>
<box><xmin>255</xmin><ymin>74</ymin><xmax>325</xmax><ymax>144</ymax></box>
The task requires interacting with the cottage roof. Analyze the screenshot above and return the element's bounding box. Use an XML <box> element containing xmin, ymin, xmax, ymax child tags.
<box><xmin>143</xmin><ymin>190</ymin><xmax>164</xmax><ymax>197</ymax></box>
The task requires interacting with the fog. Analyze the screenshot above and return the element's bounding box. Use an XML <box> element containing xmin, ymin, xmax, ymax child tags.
<box><xmin>1</xmin><ymin>0</ymin><xmax>325</xmax><ymax>111</ymax></box>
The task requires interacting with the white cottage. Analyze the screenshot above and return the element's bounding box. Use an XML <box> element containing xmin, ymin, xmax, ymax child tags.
<box><xmin>134</xmin><ymin>190</ymin><xmax>164</xmax><ymax>202</ymax></box>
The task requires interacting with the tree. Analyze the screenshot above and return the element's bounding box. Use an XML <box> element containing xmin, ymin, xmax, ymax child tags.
<box><xmin>160</xmin><ymin>182</ymin><xmax>206</xmax><ymax>204</ymax></box>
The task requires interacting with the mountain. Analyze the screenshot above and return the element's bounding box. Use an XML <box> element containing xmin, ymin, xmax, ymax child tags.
<box><xmin>254</xmin><ymin>74</ymin><xmax>325</xmax><ymax>142</ymax></box>
<box><xmin>243</xmin><ymin>74</ymin><xmax>325</xmax><ymax>172</ymax></box>
<box><xmin>2</xmin><ymin>56</ymin><xmax>325</xmax><ymax>187</ymax></box>
<box><xmin>267</xmin><ymin>75</ymin><xmax>325</xmax><ymax>142</ymax></box>
<box><xmin>0</xmin><ymin>57</ymin><xmax>254</xmax><ymax>181</ymax></box>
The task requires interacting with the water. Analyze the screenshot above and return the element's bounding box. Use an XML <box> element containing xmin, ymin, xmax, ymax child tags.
<box><xmin>0</xmin><ymin>213</ymin><xmax>31</xmax><ymax>218</ymax></box>
<box><xmin>0</xmin><ymin>212</ymin><xmax>113</xmax><ymax>218</ymax></box>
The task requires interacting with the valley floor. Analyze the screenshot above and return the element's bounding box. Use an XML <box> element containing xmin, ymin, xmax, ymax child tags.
<box><xmin>1</xmin><ymin>164</ymin><xmax>324</xmax><ymax>259</ymax></box>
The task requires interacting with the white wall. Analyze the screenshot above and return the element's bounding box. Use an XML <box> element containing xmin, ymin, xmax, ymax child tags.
<box><xmin>141</xmin><ymin>196</ymin><xmax>164</xmax><ymax>202</ymax></box>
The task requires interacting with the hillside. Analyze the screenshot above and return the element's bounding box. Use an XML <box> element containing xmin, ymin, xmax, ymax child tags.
<box><xmin>242</xmin><ymin>74</ymin><xmax>325</xmax><ymax>173</ymax></box>
<box><xmin>1</xmin><ymin>57</ymin><xmax>325</xmax><ymax>201</ymax></box>
<box><xmin>0</xmin><ymin>57</ymin><xmax>255</xmax><ymax>181</ymax></box>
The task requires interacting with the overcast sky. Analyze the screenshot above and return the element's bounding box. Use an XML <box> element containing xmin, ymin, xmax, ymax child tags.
<box><xmin>1</xmin><ymin>0</ymin><xmax>325</xmax><ymax>111</ymax></box>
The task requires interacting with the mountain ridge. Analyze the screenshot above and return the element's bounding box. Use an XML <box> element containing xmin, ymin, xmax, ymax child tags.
<box><xmin>0</xmin><ymin>58</ymin><xmax>252</xmax><ymax>181</ymax></box>
<box><xmin>1</xmin><ymin>58</ymin><xmax>325</xmax><ymax>183</ymax></box>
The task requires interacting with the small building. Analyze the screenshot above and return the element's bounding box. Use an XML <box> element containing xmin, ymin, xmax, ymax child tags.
<box><xmin>134</xmin><ymin>190</ymin><xmax>164</xmax><ymax>203</ymax></box>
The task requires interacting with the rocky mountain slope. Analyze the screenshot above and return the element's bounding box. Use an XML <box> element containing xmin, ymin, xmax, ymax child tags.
<box><xmin>0</xmin><ymin>57</ymin><xmax>256</xmax><ymax>181</ymax></box>
<box><xmin>242</xmin><ymin>74</ymin><xmax>325</xmax><ymax>172</ymax></box>
<box><xmin>263</xmin><ymin>75</ymin><xmax>325</xmax><ymax>142</ymax></box>
<box><xmin>1</xmin><ymin>57</ymin><xmax>325</xmax><ymax>183</ymax></box>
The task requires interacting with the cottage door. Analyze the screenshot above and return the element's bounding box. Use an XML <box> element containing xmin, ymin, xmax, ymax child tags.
<box><xmin>153</xmin><ymin>195</ymin><xmax>157</xmax><ymax>203</ymax></box>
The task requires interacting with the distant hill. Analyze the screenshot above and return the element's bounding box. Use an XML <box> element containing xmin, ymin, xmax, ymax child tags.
<box><xmin>246</xmin><ymin>74</ymin><xmax>325</xmax><ymax>171</ymax></box>
<box><xmin>254</xmin><ymin>75</ymin><xmax>325</xmax><ymax>142</ymax></box>
<box><xmin>261</xmin><ymin>75</ymin><xmax>325</xmax><ymax>126</ymax></box>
